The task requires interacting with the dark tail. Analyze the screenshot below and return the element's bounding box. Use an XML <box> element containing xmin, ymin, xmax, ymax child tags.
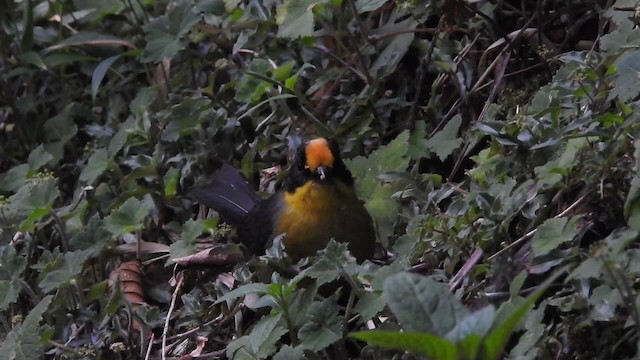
<box><xmin>191</xmin><ymin>164</ymin><xmax>261</xmax><ymax>225</ymax></box>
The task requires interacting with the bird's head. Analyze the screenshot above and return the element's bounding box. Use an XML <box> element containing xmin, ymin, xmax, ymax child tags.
<box><xmin>285</xmin><ymin>137</ymin><xmax>354</xmax><ymax>192</ymax></box>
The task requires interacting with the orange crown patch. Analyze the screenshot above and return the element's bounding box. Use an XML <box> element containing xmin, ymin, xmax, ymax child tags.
<box><xmin>304</xmin><ymin>138</ymin><xmax>334</xmax><ymax>171</ymax></box>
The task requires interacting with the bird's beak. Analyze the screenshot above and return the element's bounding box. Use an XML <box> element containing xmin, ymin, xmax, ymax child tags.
<box><xmin>316</xmin><ymin>166</ymin><xmax>327</xmax><ymax>180</ymax></box>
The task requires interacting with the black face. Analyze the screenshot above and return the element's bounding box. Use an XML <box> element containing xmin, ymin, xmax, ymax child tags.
<box><xmin>284</xmin><ymin>138</ymin><xmax>354</xmax><ymax>192</ymax></box>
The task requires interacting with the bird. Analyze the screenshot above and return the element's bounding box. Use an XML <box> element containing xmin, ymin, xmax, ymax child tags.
<box><xmin>191</xmin><ymin>137</ymin><xmax>375</xmax><ymax>263</ymax></box>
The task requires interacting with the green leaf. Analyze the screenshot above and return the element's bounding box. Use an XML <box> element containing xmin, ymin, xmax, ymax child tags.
<box><xmin>531</xmin><ymin>217</ymin><xmax>578</xmax><ymax>256</ymax></box>
<box><xmin>370</xmin><ymin>19</ymin><xmax>417</xmax><ymax>78</ymax></box>
<box><xmin>142</xmin><ymin>0</ymin><xmax>199</xmax><ymax>62</ymax></box>
<box><xmin>235</xmin><ymin>59</ymin><xmax>273</xmax><ymax>103</ymax></box>
<box><xmin>273</xmin><ymin>345</ymin><xmax>305</xmax><ymax>360</ymax></box>
<box><xmin>163</xmin><ymin>167</ymin><xmax>180</xmax><ymax>197</ymax></box>
<box><xmin>383</xmin><ymin>272</ymin><xmax>467</xmax><ymax>336</ymax></box>
<box><xmin>355</xmin><ymin>0</ymin><xmax>387</xmax><ymax>13</ymax></box>
<box><xmin>27</xmin><ymin>145</ymin><xmax>53</xmax><ymax>170</ymax></box>
<box><xmin>79</xmin><ymin>148</ymin><xmax>111</xmax><ymax>184</ymax></box>
<box><xmin>39</xmin><ymin>249</ymin><xmax>93</xmax><ymax>293</ymax></box>
<box><xmin>43</xmin><ymin>104</ymin><xmax>78</xmax><ymax>165</ymax></box>
<box><xmin>425</xmin><ymin>114</ymin><xmax>463</xmax><ymax>161</ymax></box>
<box><xmin>609</xmin><ymin>49</ymin><xmax>640</xmax><ymax>102</ymax></box>
<box><xmin>444</xmin><ymin>305</ymin><xmax>495</xmax><ymax>343</ymax></box>
<box><xmin>249</xmin><ymin>313</ymin><xmax>286</xmax><ymax>358</ymax></box>
<box><xmin>0</xmin><ymin>295</ymin><xmax>53</xmax><ymax>360</ymax></box>
<box><xmin>214</xmin><ymin>283</ymin><xmax>271</xmax><ymax>305</ymax></box>
<box><xmin>346</xmin><ymin>130</ymin><xmax>410</xmax><ymax>199</ymax></box>
<box><xmin>276</xmin><ymin>0</ymin><xmax>327</xmax><ymax>39</ymax></box>
<box><xmin>0</xmin><ymin>164</ymin><xmax>30</xmax><ymax>192</ymax></box>
<box><xmin>103</xmin><ymin>197</ymin><xmax>151</xmax><ymax>236</ymax></box>
<box><xmin>8</xmin><ymin>177</ymin><xmax>59</xmax><ymax>231</ymax></box>
<box><xmin>480</xmin><ymin>267</ymin><xmax>567</xmax><ymax>360</ymax></box>
<box><xmin>351</xmin><ymin>331</ymin><xmax>457</xmax><ymax>360</ymax></box>
<box><xmin>298</xmin><ymin>297</ymin><xmax>343</xmax><ymax>351</ymax></box>
<box><xmin>353</xmin><ymin>291</ymin><xmax>386</xmax><ymax>322</ymax></box>
<box><xmin>92</xmin><ymin>55</ymin><xmax>121</xmax><ymax>100</ymax></box>
<box><xmin>169</xmin><ymin>219</ymin><xmax>203</xmax><ymax>261</ymax></box>
<box><xmin>300</xmin><ymin>240</ymin><xmax>349</xmax><ymax>285</ymax></box>
<box><xmin>0</xmin><ymin>246</ymin><xmax>28</xmax><ymax>310</ymax></box>
<box><xmin>408</xmin><ymin>120</ymin><xmax>428</xmax><ymax>160</ymax></box>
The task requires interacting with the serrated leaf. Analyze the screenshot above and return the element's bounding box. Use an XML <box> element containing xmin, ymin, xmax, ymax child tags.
<box><xmin>142</xmin><ymin>0</ymin><xmax>199</xmax><ymax>62</ymax></box>
<box><xmin>300</xmin><ymin>240</ymin><xmax>349</xmax><ymax>285</ymax></box>
<box><xmin>531</xmin><ymin>217</ymin><xmax>578</xmax><ymax>256</ymax></box>
<box><xmin>0</xmin><ymin>247</ymin><xmax>28</xmax><ymax>310</ymax></box>
<box><xmin>103</xmin><ymin>197</ymin><xmax>151</xmax><ymax>236</ymax></box>
<box><xmin>345</xmin><ymin>130</ymin><xmax>410</xmax><ymax>199</ymax></box>
<box><xmin>351</xmin><ymin>331</ymin><xmax>457</xmax><ymax>360</ymax></box>
<box><xmin>79</xmin><ymin>148</ymin><xmax>111</xmax><ymax>184</ymax></box>
<box><xmin>383</xmin><ymin>272</ymin><xmax>467</xmax><ymax>336</ymax></box>
<box><xmin>249</xmin><ymin>313</ymin><xmax>286</xmax><ymax>357</ymax></box>
<box><xmin>425</xmin><ymin>115</ymin><xmax>463</xmax><ymax>161</ymax></box>
<box><xmin>39</xmin><ymin>249</ymin><xmax>93</xmax><ymax>293</ymax></box>
<box><xmin>0</xmin><ymin>295</ymin><xmax>53</xmax><ymax>360</ymax></box>
<box><xmin>298</xmin><ymin>297</ymin><xmax>343</xmax><ymax>351</ymax></box>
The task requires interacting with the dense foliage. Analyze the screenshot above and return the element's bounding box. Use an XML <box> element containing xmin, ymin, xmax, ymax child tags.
<box><xmin>2</xmin><ymin>0</ymin><xmax>640</xmax><ymax>358</ymax></box>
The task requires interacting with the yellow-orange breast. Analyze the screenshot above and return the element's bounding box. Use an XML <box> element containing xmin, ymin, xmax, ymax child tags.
<box><xmin>274</xmin><ymin>180</ymin><xmax>375</xmax><ymax>262</ymax></box>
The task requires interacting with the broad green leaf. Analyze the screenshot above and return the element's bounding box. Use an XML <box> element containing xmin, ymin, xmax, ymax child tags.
<box><xmin>92</xmin><ymin>55</ymin><xmax>121</xmax><ymax>100</ymax></box>
<box><xmin>444</xmin><ymin>305</ymin><xmax>495</xmax><ymax>342</ymax></box>
<box><xmin>301</xmin><ymin>240</ymin><xmax>349</xmax><ymax>285</ymax></box>
<box><xmin>168</xmin><ymin>219</ymin><xmax>204</xmax><ymax>261</ymax></box>
<box><xmin>609</xmin><ymin>49</ymin><xmax>640</xmax><ymax>101</ymax></box>
<box><xmin>0</xmin><ymin>164</ymin><xmax>29</xmax><ymax>192</ymax></box>
<box><xmin>27</xmin><ymin>145</ymin><xmax>53</xmax><ymax>170</ymax></box>
<box><xmin>353</xmin><ymin>291</ymin><xmax>385</xmax><ymax>322</ymax></box>
<box><xmin>298</xmin><ymin>297</ymin><xmax>343</xmax><ymax>351</ymax></box>
<box><xmin>383</xmin><ymin>272</ymin><xmax>467</xmax><ymax>336</ymax></box>
<box><xmin>370</xmin><ymin>18</ymin><xmax>417</xmax><ymax>78</ymax></box>
<box><xmin>425</xmin><ymin>114</ymin><xmax>463</xmax><ymax>161</ymax></box>
<box><xmin>8</xmin><ymin>177</ymin><xmax>59</xmax><ymax>230</ymax></box>
<box><xmin>103</xmin><ymin>197</ymin><xmax>151</xmax><ymax>236</ymax></box>
<box><xmin>408</xmin><ymin>119</ymin><xmax>428</xmax><ymax>160</ymax></box>
<box><xmin>142</xmin><ymin>0</ymin><xmax>199</xmax><ymax>62</ymax></box>
<box><xmin>355</xmin><ymin>0</ymin><xmax>387</xmax><ymax>13</ymax></box>
<box><xmin>39</xmin><ymin>249</ymin><xmax>93</xmax><ymax>293</ymax></box>
<box><xmin>346</xmin><ymin>130</ymin><xmax>410</xmax><ymax>199</ymax></box>
<box><xmin>235</xmin><ymin>59</ymin><xmax>273</xmax><ymax>103</ymax></box>
<box><xmin>531</xmin><ymin>217</ymin><xmax>578</xmax><ymax>256</ymax></box>
<box><xmin>276</xmin><ymin>0</ymin><xmax>326</xmax><ymax>39</ymax></box>
<box><xmin>481</xmin><ymin>267</ymin><xmax>567</xmax><ymax>360</ymax></box>
<box><xmin>0</xmin><ymin>246</ymin><xmax>28</xmax><ymax>310</ymax></box>
<box><xmin>351</xmin><ymin>331</ymin><xmax>457</xmax><ymax>360</ymax></box>
<box><xmin>273</xmin><ymin>345</ymin><xmax>304</xmax><ymax>360</ymax></box>
<box><xmin>249</xmin><ymin>313</ymin><xmax>286</xmax><ymax>357</ymax></box>
<box><xmin>0</xmin><ymin>295</ymin><xmax>53</xmax><ymax>360</ymax></box>
<box><xmin>79</xmin><ymin>148</ymin><xmax>111</xmax><ymax>184</ymax></box>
